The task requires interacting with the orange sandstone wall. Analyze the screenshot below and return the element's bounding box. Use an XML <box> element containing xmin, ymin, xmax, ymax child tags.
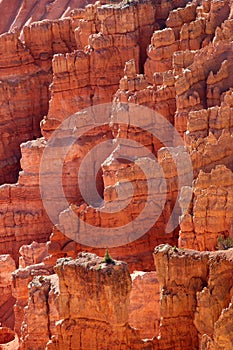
<box><xmin>0</xmin><ymin>0</ymin><xmax>94</xmax><ymax>35</ymax></box>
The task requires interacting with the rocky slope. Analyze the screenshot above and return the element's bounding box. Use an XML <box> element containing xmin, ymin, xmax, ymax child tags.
<box><xmin>1</xmin><ymin>0</ymin><xmax>233</xmax><ymax>349</ymax></box>
<box><xmin>0</xmin><ymin>0</ymin><xmax>93</xmax><ymax>35</ymax></box>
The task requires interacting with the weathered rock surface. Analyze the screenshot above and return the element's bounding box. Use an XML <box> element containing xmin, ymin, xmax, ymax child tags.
<box><xmin>0</xmin><ymin>139</ymin><xmax>52</xmax><ymax>262</ymax></box>
<box><xmin>55</xmin><ymin>150</ymin><xmax>177</xmax><ymax>272</ymax></box>
<box><xmin>41</xmin><ymin>0</ymin><xmax>156</xmax><ymax>138</ymax></box>
<box><xmin>0</xmin><ymin>0</ymin><xmax>157</xmax><ymax>268</ymax></box>
<box><xmin>20</xmin><ymin>274</ymin><xmax>59</xmax><ymax>350</ymax></box>
<box><xmin>0</xmin><ymin>12</ymin><xmax>81</xmax><ymax>184</ymax></box>
<box><xmin>0</xmin><ymin>0</ymin><xmax>94</xmax><ymax>35</ymax></box>
<box><xmin>0</xmin><ymin>31</ymin><xmax>50</xmax><ymax>184</ymax></box>
<box><xmin>0</xmin><ymin>327</ymin><xmax>19</xmax><ymax>350</ymax></box>
<box><xmin>174</xmin><ymin>15</ymin><xmax>233</xmax><ymax>135</ymax></box>
<box><xmin>21</xmin><ymin>247</ymin><xmax>233</xmax><ymax>350</ymax></box>
<box><xmin>179</xmin><ymin>165</ymin><xmax>233</xmax><ymax>251</ymax></box>
<box><xmin>4</xmin><ymin>0</ymin><xmax>231</xmax><ymax>270</ymax></box>
<box><xmin>154</xmin><ymin>244</ymin><xmax>233</xmax><ymax>350</ymax></box>
<box><xmin>11</xmin><ymin>263</ymin><xmax>53</xmax><ymax>337</ymax></box>
<box><xmin>201</xmin><ymin>297</ymin><xmax>233</xmax><ymax>349</ymax></box>
<box><xmin>47</xmin><ymin>252</ymin><xmax>154</xmax><ymax>349</ymax></box>
<box><xmin>19</xmin><ymin>241</ymin><xmax>48</xmax><ymax>269</ymax></box>
<box><xmin>1</xmin><ymin>0</ymin><xmax>233</xmax><ymax>349</ymax></box>
<box><xmin>0</xmin><ymin>255</ymin><xmax>16</xmax><ymax>330</ymax></box>
<box><xmin>129</xmin><ymin>271</ymin><xmax>160</xmax><ymax>339</ymax></box>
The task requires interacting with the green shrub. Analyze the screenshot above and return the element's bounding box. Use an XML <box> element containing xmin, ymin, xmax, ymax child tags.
<box><xmin>216</xmin><ymin>235</ymin><xmax>233</xmax><ymax>250</ymax></box>
<box><xmin>102</xmin><ymin>248</ymin><xmax>115</xmax><ymax>264</ymax></box>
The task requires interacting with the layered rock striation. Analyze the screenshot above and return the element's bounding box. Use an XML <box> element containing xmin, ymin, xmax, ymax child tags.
<box><xmin>0</xmin><ymin>0</ymin><xmax>94</xmax><ymax>35</ymax></box>
<box><xmin>46</xmin><ymin>252</ymin><xmax>154</xmax><ymax>350</ymax></box>
<box><xmin>153</xmin><ymin>244</ymin><xmax>233</xmax><ymax>350</ymax></box>
<box><xmin>0</xmin><ymin>255</ymin><xmax>16</xmax><ymax>330</ymax></box>
<box><xmin>1</xmin><ymin>0</ymin><xmax>233</xmax><ymax>349</ymax></box>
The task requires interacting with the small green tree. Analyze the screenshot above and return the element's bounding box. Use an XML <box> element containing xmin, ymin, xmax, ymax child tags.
<box><xmin>102</xmin><ymin>248</ymin><xmax>115</xmax><ymax>264</ymax></box>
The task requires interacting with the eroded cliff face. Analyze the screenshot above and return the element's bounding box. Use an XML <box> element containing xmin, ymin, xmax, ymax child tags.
<box><xmin>15</xmin><ymin>252</ymin><xmax>158</xmax><ymax>349</ymax></box>
<box><xmin>1</xmin><ymin>0</ymin><xmax>233</xmax><ymax>349</ymax></box>
<box><xmin>0</xmin><ymin>0</ymin><xmax>94</xmax><ymax>35</ymax></box>
<box><xmin>9</xmin><ymin>248</ymin><xmax>233</xmax><ymax>350</ymax></box>
<box><xmin>0</xmin><ymin>0</ymin><xmax>190</xmax><ymax>268</ymax></box>
<box><xmin>153</xmin><ymin>245</ymin><xmax>233</xmax><ymax>350</ymax></box>
<box><xmin>0</xmin><ymin>31</ymin><xmax>50</xmax><ymax>184</ymax></box>
<box><xmin>0</xmin><ymin>327</ymin><xmax>19</xmax><ymax>350</ymax></box>
<box><xmin>0</xmin><ymin>255</ymin><xmax>16</xmax><ymax>329</ymax></box>
<box><xmin>179</xmin><ymin>165</ymin><xmax>233</xmax><ymax>251</ymax></box>
<box><xmin>46</xmin><ymin>252</ymin><xmax>154</xmax><ymax>350</ymax></box>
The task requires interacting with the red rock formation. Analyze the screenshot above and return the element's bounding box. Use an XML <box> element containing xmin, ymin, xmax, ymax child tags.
<box><xmin>11</xmin><ymin>263</ymin><xmax>53</xmax><ymax>336</ymax></box>
<box><xmin>129</xmin><ymin>271</ymin><xmax>160</xmax><ymax>339</ymax></box>
<box><xmin>0</xmin><ymin>31</ymin><xmax>50</xmax><ymax>184</ymax></box>
<box><xmin>19</xmin><ymin>241</ymin><xmax>48</xmax><ymax>269</ymax></box>
<box><xmin>41</xmin><ymin>0</ymin><xmax>156</xmax><ymax>138</ymax></box>
<box><xmin>154</xmin><ymin>244</ymin><xmax>233</xmax><ymax>350</ymax></box>
<box><xmin>185</xmin><ymin>88</ymin><xmax>233</xmax><ymax>142</ymax></box>
<box><xmin>154</xmin><ymin>244</ymin><xmax>206</xmax><ymax>349</ymax></box>
<box><xmin>47</xmin><ymin>252</ymin><xmax>154</xmax><ymax>349</ymax></box>
<box><xmin>20</xmin><ymin>246</ymin><xmax>233</xmax><ymax>350</ymax></box>
<box><xmin>0</xmin><ymin>0</ymin><xmax>94</xmax><ymax>35</ymax></box>
<box><xmin>0</xmin><ymin>139</ymin><xmax>52</xmax><ymax>262</ymax></box>
<box><xmin>20</xmin><ymin>274</ymin><xmax>59</xmax><ymax>350</ymax></box>
<box><xmin>0</xmin><ymin>12</ymin><xmax>80</xmax><ymax>184</ymax></box>
<box><xmin>201</xmin><ymin>298</ymin><xmax>233</xmax><ymax>349</ymax></box>
<box><xmin>136</xmin><ymin>0</ymin><xmax>232</xmax><ymax>137</ymax></box>
<box><xmin>1</xmin><ymin>0</ymin><xmax>233</xmax><ymax>348</ymax></box>
<box><xmin>0</xmin><ymin>0</ymin><xmax>157</xmax><ymax>267</ymax></box>
<box><xmin>53</xmin><ymin>149</ymin><xmax>177</xmax><ymax>272</ymax></box>
<box><xmin>1</xmin><ymin>0</ymin><xmax>219</xmax><ymax>271</ymax></box>
<box><xmin>145</xmin><ymin>27</ymin><xmax>178</xmax><ymax>80</ymax></box>
<box><xmin>174</xmin><ymin>16</ymin><xmax>233</xmax><ymax>135</ymax></box>
<box><xmin>0</xmin><ymin>255</ymin><xmax>16</xmax><ymax>329</ymax></box>
<box><xmin>1</xmin><ymin>0</ymin><xmax>232</xmax><ymax>262</ymax></box>
<box><xmin>0</xmin><ymin>327</ymin><xmax>19</xmax><ymax>350</ymax></box>
<box><xmin>179</xmin><ymin>165</ymin><xmax>233</xmax><ymax>251</ymax></box>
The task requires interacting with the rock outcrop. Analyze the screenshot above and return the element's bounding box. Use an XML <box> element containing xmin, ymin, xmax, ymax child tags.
<box><xmin>0</xmin><ymin>255</ymin><xmax>16</xmax><ymax>329</ymax></box>
<box><xmin>20</xmin><ymin>274</ymin><xmax>59</xmax><ymax>350</ymax></box>
<box><xmin>56</xmin><ymin>149</ymin><xmax>177</xmax><ymax>272</ymax></box>
<box><xmin>0</xmin><ymin>0</ymin><xmax>94</xmax><ymax>35</ymax></box>
<box><xmin>1</xmin><ymin>0</ymin><xmax>233</xmax><ymax>349</ymax></box>
<box><xmin>47</xmin><ymin>252</ymin><xmax>154</xmax><ymax>349</ymax></box>
<box><xmin>17</xmin><ymin>247</ymin><xmax>233</xmax><ymax>350</ymax></box>
<box><xmin>129</xmin><ymin>271</ymin><xmax>160</xmax><ymax>339</ymax></box>
<box><xmin>19</xmin><ymin>241</ymin><xmax>48</xmax><ymax>269</ymax></box>
<box><xmin>0</xmin><ymin>0</ymin><xmax>157</xmax><ymax>266</ymax></box>
<box><xmin>0</xmin><ymin>327</ymin><xmax>19</xmax><ymax>350</ymax></box>
<box><xmin>0</xmin><ymin>139</ymin><xmax>52</xmax><ymax>262</ymax></box>
<box><xmin>154</xmin><ymin>244</ymin><xmax>233</xmax><ymax>350</ymax></box>
<box><xmin>0</xmin><ymin>31</ymin><xmax>50</xmax><ymax>184</ymax></box>
<box><xmin>179</xmin><ymin>165</ymin><xmax>233</xmax><ymax>251</ymax></box>
<box><xmin>41</xmin><ymin>0</ymin><xmax>156</xmax><ymax>137</ymax></box>
<box><xmin>4</xmin><ymin>0</ymin><xmax>233</xmax><ymax>267</ymax></box>
<box><xmin>12</xmin><ymin>263</ymin><xmax>53</xmax><ymax>336</ymax></box>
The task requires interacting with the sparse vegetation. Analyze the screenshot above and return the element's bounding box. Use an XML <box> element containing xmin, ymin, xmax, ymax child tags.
<box><xmin>216</xmin><ymin>235</ymin><xmax>233</xmax><ymax>250</ymax></box>
<box><xmin>102</xmin><ymin>248</ymin><xmax>115</xmax><ymax>264</ymax></box>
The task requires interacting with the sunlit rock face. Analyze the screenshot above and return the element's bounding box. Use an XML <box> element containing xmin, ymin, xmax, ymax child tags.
<box><xmin>1</xmin><ymin>0</ymin><xmax>233</xmax><ymax>349</ymax></box>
